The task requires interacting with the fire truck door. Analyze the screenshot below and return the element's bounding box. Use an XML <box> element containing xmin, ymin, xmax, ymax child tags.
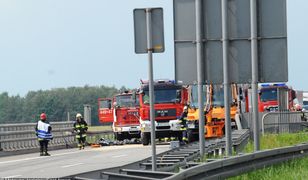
<box><xmin>98</xmin><ymin>98</ymin><xmax>114</xmax><ymax>123</ymax></box>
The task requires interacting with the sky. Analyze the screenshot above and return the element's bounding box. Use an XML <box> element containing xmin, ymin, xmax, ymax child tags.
<box><xmin>0</xmin><ymin>0</ymin><xmax>307</xmax><ymax>96</ymax></box>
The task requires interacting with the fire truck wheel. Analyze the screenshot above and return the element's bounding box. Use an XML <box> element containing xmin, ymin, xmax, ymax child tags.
<box><xmin>141</xmin><ymin>132</ymin><xmax>150</xmax><ymax>145</ymax></box>
<box><xmin>115</xmin><ymin>132</ymin><xmax>124</xmax><ymax>141</ymax></box>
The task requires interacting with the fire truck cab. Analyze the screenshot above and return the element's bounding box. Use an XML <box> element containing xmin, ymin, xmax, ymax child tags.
<box><xmin>138</xmin><ymin>80</ymin><xmax>188</xmax><ymax>145</ymax></box>
<box><xmin>258</xmin><ymin>83</ymin><xmax>296</xmax><ymax>112</ymax></box>
<box><xmin>98</xmin><ymin>91</ymin><xmax>140</xmax><ymax>141</ymax></box>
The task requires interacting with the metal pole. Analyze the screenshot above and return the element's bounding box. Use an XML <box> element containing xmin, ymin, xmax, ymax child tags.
<box><xmin>67</xmin><ymin>111</ymin><xmax>70</xmax><ymax>122</ymax></box>
<box><xmin>251</xmin><ymin>0</ymin><xmax>260</xmax><ymax>151</ymax></box>
<box><xmin>84</xmin><ymin>105</ymin><xmax>92</xmax><ymax>126</ymax></box>
<box><xmin>196</xmin><ymin>0</ymin><xmax>205</xmax><ymax>157</ymax></box>
<box><xmin>0</xmin><ymin>126</ymin><xmax>2</xmax><ymax>151</ymax></box>
<box><xmin>222</xmin><ymin>0</ymin><xmax>232</xmax><ymax>156</ymax></box>
<box><xmin>146</xmin><ymin>8</ymin><xmax>157</xmax><ymax>171</ymax></box>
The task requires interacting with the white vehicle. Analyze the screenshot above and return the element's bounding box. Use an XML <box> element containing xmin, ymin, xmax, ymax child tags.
<box><xmin>302</xmin><ymin>92</ymin><xmax>308</xmax><ymax>112</ymax></box>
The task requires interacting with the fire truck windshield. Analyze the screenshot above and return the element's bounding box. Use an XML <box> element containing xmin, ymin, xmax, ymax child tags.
<box><xmin>260</xmin><ymin>89</ymin><xmax>277</xmax><ymax>102</ymax></box>
<box><xmin>211</xmin><ymin>85</ymin><xmax>234</xmax><ymax>107</ymax></box>
<box><xmin>99</xmin><ymin>100</ymin><xmax>110</xmax><ymax>108</ymax></box>
<box><xmin>143</xmin><ymin>89</ymin><xmax>179</xmax><ymax>104</ymax></box>
<box><xmin>116</xmin><ymin>95</ymin><xmax>139</xmax><ymax>107</ymax></box>
<box><xmin>190</xmin><ymin>85</ymin><xmax>207</xmax><ymax>108</ymax></box>
<box><xmin>212</xmin><ymin>86</ymin><xmax>225</xmax><ymax>107</ymax></box>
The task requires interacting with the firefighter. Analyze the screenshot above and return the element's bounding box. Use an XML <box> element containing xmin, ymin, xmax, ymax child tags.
<box><xmin>179</xmin><ymin>106</ymin><xmax>188</xmax><ymax>144</ymax></box>
<box><xmin>35</xmin><ymin>113</ymin><xmax>53</xmax><ymax>156</ymax></box>
<box><xmin>74</xmin><ymin>113</ymin><xmax>88</xmax><ymax>150</ymax></box>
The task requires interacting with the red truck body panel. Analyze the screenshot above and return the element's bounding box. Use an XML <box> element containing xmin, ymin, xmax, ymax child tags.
<box><xmin>98</xmin><ymin>98</ymin><xmax>113</xmax><ymax>123</ymax></box>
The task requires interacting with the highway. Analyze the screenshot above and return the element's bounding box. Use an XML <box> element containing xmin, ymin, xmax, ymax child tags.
<box><xmin>0</xmin><ymin>144</ymin><xmax>170</xmax><ymax>178</ymax></box>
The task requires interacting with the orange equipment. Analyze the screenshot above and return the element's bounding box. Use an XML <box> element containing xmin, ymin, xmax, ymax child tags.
<box><xmin>186</xmin><ymin>84</ymin><xmax>241</xmax><ymax>141</ymax></box>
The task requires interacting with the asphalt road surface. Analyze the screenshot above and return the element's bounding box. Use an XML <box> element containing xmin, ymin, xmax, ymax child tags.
<box><xmin>0</xmin><ymin>144</ymin><xmax>170</xmax><ymax>178</ymax></box>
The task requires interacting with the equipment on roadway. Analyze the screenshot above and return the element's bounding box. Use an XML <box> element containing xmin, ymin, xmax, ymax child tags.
<box><xmin>186</xmin><ymin>84</ymin><xmax>243</xmax><ymax>141</ymax></box>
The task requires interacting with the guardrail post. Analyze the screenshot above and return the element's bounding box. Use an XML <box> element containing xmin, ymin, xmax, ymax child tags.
<box><xmin>0</xmin><ymin>126</ymin><xmax>2</xmax><ymax>151</ymax></box>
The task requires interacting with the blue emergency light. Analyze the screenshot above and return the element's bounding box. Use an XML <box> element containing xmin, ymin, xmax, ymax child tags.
<box><xmin>260</xmin><ymin>83</ymin><xmax>286</xmax><ymax>87</ymax></box>
<box><xmin>260</xmin><ymin>84</ymin><xmax>270</xmax><ymax>87</ymax></box>
<box><xmin>273</xmin><ymin>83</ymin><xmax>286</xmax><ymax>87</ymax></box>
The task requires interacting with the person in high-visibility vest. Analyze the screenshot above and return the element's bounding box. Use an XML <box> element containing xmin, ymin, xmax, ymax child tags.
<box><xmin>179</xmin><ymin>106</ymin><xmax>188</xmax><ymax>144</ymax></box>
<box><xmin>73</xmin><ymin>113</ymin><xmax>88</xmax><ymax>150</ymax></box>
<box><xmin>35</xmin><ymin>113</ymin><xmax>53</xmax><ymax>156</ymax></box>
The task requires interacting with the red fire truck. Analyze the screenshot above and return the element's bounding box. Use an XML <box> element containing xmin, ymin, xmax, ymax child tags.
<box><xmin>255</xmin><ymin>83</ymin><xmax>296</xmax><ymax>112</ymax></box>
<box><xmin>98</xmin><ymin>91</ymin><xmax>140</xmax><ymax>141</ymax></box>
<box><xmin>245</xmin><ymin>83</ymin><xmax>296</xmax><ymax>112</ymax></box>
<box><xmin>138</xmin><ymin>80</ymin><xmax>188</xmax><ymax>145</ymax></box>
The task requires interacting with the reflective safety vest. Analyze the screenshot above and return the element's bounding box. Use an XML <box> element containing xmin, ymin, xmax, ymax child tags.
<box><xmin>179</xmin><ymin>111</ymin><xmax>188</xmax><ymax>131</ymax></box>
<box><xmin>36</xmin><ymin>120</ymin><xmax>53</xmax><ymax>140</ymax></box>
<box><xmin>180</xmin><ymin>127</ymin><xmax>187</xmax><ymax>131</ymax></box>
<box><xmin>179</xmin><ymin>118</ymin><xmax>187</xmax><ymax>131</ymax></box>
<box><xmin>74</xmin><ymin>121</ymin><xmax>88</xmax><ymax>138</ymax></box>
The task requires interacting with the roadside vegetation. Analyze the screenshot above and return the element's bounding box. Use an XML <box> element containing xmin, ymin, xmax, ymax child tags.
<box><xmin>244</xmin><ymin>131</ymin><xmax>308</xmax><ymax>152</ymax></box>
<box><xmin>88</xmin><ymin>125</ymin><xmax>112</xmax><ymax>132</ymax></box>
<box><xmin>87</xmin><ymin>125</ymin><xmax>114</xmax><ymax>144</ymax></box>
<box><xmin>230</xmin><ymin>132</ymin><xmax>308</xmax><ymax>180</ymax></box>
<box><xmin>0</xmin><ymin>85</ymin><xmax>127</xmax><ymax>125</ymax></box>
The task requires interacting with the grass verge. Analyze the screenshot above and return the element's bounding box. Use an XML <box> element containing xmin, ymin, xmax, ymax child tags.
<box><xmin>229</xmin><ymin>132</ymin><xmax>308</xmax><ymax>180</ymax></box>
<box><xmin>88</xmin><ymin>125</ymin><xmax>112</xmax><ymax>132</ymax></box>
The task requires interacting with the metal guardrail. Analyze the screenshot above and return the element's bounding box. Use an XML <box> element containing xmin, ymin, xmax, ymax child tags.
<box><xmin>165</xmin><ymin>142</ymin><xmax>308</xmax><ymax>180</ymax></box>
<box><xmin>0</xmin><ymin>122</ymin><xmax>113</xmax><ymax>152</ymax></box>
<box><xmin>262</xmin><ymin>111</ymin><xmax>308</xmax><ymax>135</ymax></box>
<box><xmin>0</xmin><ymin>122</ymin><xmax>75</xmax><ymax>151</ymax></box>
<box><xmin>67</xmin><ymin>129</ymin><xmax>250</xmax><ymax>179</ymax></box>
<box><xmin>68</xmin><ymin>130</ymin><xmax>308</xmax><ymax>180</ymax></box>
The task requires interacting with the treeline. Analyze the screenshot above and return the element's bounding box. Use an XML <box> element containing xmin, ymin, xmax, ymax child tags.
<box><xmin>0</xmin><ymin>85</ymin><xmax>124</xmax><ymax>124</ymax></box>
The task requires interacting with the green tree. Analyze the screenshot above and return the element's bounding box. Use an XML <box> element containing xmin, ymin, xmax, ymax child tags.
<box><xmin>0</xmin><ymin>85</ymin><xmax>119</xmax><ymax>124</ymax></box>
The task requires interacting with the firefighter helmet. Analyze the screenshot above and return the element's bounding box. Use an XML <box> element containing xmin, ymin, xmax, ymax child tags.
<box><xmin>40</xmin><ymin>113</ymin><xmax>47</xmax><ymax>120</ymax></box>
<box><xmin>76</xmin><ymin>113</ymin><xmax>83</xmax><ymax>119</ymax></box>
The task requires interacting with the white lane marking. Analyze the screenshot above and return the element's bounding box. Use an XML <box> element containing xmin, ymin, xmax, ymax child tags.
<box><xmin>0</xmin><ymin>156</ymin><xmax>42</xmax><ymax>164</ymax></box>
<box><xmin>112</xmin><ymin>154</ymin><xmax>127</xmax><ymax>158</ymax></box>
<box><xmin>61</xmin><ymin>163</ymin><xmax>84</xmax><ymax>168</ymax></box>
<box><xmin>3</xmin><ymin>175</ymin><xmax>22</xmax><ymax>178</ymax></box>
<box><xmin>0</xmin><ymin>149</ymin><xmax>92</xmax><ymax>165</ymax></box>
<box><xmin>0</xmin><ymin>144</ymin><xmax>167</xmax><ymax>165</ymax></box>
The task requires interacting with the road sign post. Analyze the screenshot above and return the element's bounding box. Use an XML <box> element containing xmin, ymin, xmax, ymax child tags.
<box><xmin>173</xmin><ymin>0</ymin><xmax>288</xmax><ymax>154</ymax></box>
<box><xmin>146</xmin><ymin>8</ymin><xmax>157</xmax><ymax>171</ymax></box>
<box><xmin>221</xmin><ymin>0</ymin><xmax>232</xmax><ymax>156</ymax></box>
<box><xmin>250</xmin><ymin>0</ymin><xmax>260</xmax><ymax>151</ymax></box>
<box><xmin>134</xmin><ymin>7</ymin><xmax>164</xmax><ymax>171</ymax></box>
<box><xmin>174</xmin><ymin>0</ymin><xmax>288</xmax><ymax>85</ymax></box>
<box><xmin>195</xmin><ymin>0</ymin><xmax>205</xmax><ymax>158</ymax></box>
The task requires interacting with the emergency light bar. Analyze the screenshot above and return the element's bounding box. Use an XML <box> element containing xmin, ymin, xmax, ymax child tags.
<box><xmin>260</xmin><ymin>84</ymin><xmax>270</xmax><ymax>87</ymax></box>
<box><xmin>260</xmin><ymin>83</ymin><xmax>286</xmax><ymax>87</ymax></box>
<box><xmin>140</xmin><ymin>79</ymin><xmax>176</xmax><ymax>84</ymax></box>
<box><xmin>273</xmin><ymin>83</ymin><xmax>286</xmax><ymax>87</ymax></box>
